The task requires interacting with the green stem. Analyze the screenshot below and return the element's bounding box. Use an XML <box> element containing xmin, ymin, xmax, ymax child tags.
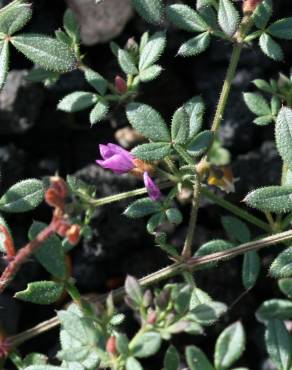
<box><xmin>9</xmin><ymin>229</ymin><xmax>292</xmax><ymax>348</ymax></box>
<box><xmin>174</xmin><ymin>144</ymin><xmax>196</xmax><ymax>167</ymax></box>
<box><xmin>201</xmin><ymin>187</ymin><xmax>271</xmax><ymax>232</ymax></box>
<box><xmin>87</xmin><ymin>182</ymin><xmax>172</xmax><ymax>207</ymax></box>
<box><xmin>182</xmin><ymin>179</ymin><xmax>201</xmax><ymax>258</ymax></box>
<box><xmin>210</xmin><ymin>44</ymin><xmax>242</xmax><ymax>134</ymax></box>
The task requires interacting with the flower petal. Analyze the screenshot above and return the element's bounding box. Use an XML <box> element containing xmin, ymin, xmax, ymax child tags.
<box><xmin>143</xmin><ymin>172</ymin><xmax>162</xmax><ymax>201</ymax></box>
<box><xmin>96</xmin><ymin>154</ymin><xmax>134</xmax><ymax>174</ymax></box>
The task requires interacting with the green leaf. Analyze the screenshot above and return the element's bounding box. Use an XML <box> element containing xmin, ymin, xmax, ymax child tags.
<box><xmin>132</xmin><ymin>0</ymin><xmax>164</xmax><ymax>25</ymax></box>
<box><xmin>58</xmin><ymin>92</ymin><xmax>97</xmax><ymax>112</ymax></box>
<box><xmin>164</xmin><ymin>345</ymin><xmax>180</xmax><ymax>370</ymax></box>
<box><xmin>131</xmin><ymin>332</ymin><xmax>161</xmax><ymax>358</ymax></box>
<box><xmin>268</xmin><ymin>18</ymin><xmax>292</xmax><ymax>40</ymax></box>
<box><xmin>253</xmin><ymin>79</ymin><xmax>275</xmax><ymax>94</ymax></box>
<box><xmin>22</xmin><ymin>353</ymin><xmax>47</xmax><ymax>367</ymax></box>
<box><xmin>242</xmin><ymin>251</ymin><xmax>261</xmax><ymax>290</ymax></box>
<box><xmin>84</xmin><ymin>68</ymin><xmax>108</xmax><ymax>95</ymax></box>
<box><xmin>139</xmin><ymin>65</ymin><xmax>162</xmax><ymax>82</ymax></box>
<box><xmin>244</xmin><ymin>186</ymin><xmax>292</xmax><ymax>213</ymax></box>
<box><xmin>271</xmin><ymin>96</ymin><xmax>281</xmax><ymax>116</ymax></box>
<box><xmin>126</xmin><ymin>357</ymin><xmax>143</xmax><ymax>370</ymax></box>
<box><xmin>167</xmin><ymin>4</ymin><xmax>209</xmax><ymax>32</ymax></box>
<box><xmin>270</xmin><ymin>247</ymin><xmax>292</xmax><ymax>278</ymax></box>
<box><xmin>186</xmin><ymin>345</ymin><xmax>214</xmax><ymax>370</ymax></box>
<box><xmin>215</xmin><ymin>322</ymin><xmax>246</xmax><ymax>370</ymax></box>
<box><xmin>256</xmin><ymin>299</ymin><xmax>292</xmax><ymax>322</ymax></box>
<box><xmin>26</xmin><ymin>68</ymin><xmax>60</xmax><ymax>85</ymax></box>
<box><xmin>125</xmin><ymin>275</ymin><xmax>143</xmax><ymax>306</ymax></box>
<box><xmin>11</xmin><ymin>34</ymin><xmax>77</xmax><ymax>72</ymax></box>
<box><xmin>0</xmin><ymin>179</ymin><xmax>44</xmax><ymax>213</ymax></box>
<box><xmin>190</xmin><ymin>301</ymin><xmax>227</xmax><ymax>325</ymax></box>
<box><xmin>253</xmin><ymin>0</ymin><xmax>273</xmax><ymax>29</ymax></box>
<box><xmin>178</xmin><ymin>32</ymin><xmax>210</xmax><ymax>57</ymax></box>
<box><xmin>275</xmin><ymin>107</ymin><xmax>292</xmax><ymax>170</ymax></box>
<box><xmin>243</xmin><ymin>92</ymin><xmax>271</xmax><ymax>116</ymax></box>
<box><xmin>139</xmin><ymin>31</ymin><xmax>166</xmax><ymax>70</ymax></box>
<box><xmin>279</xmin><ymin>278</ymin><xmax>292</xmax><ymax>298</ymax></box>
<box><xmin>124</xmin><ymin>197</ymin><xmax>161</xmax><ymax>218</ymax></box>
<box><xmin>15</xmin><ymin>280</ymin><xmax>64</xmax><ymax>304</ymax></box>
<box><xmin>265</xmin><ymin>319</ymin><xmax>292</xmax><ymax>370</ymax></box>
<box><xmin>195</xmin><ymin>239</ymin><xmax>233</xmax><ymax>268</ymax></box>
<box><xmin>171</xmin><ymin>107</ymin><xmax>189</xmax><ymax>144</ymax></box>
<box><xmin>0</xmin><ymin>2</ymin><xmax>32</xmax><ymax>35</ymax></box>
<box><xmin>63</xmin><ymin>9</ymin><xmax>80</xmax><ymax>41</ymax></box>
<box><xmin>132</xmin><ymin>142</ymin><xmax>172</xmax><ymax>161</ymax></box>
<box><xmin>29</xmin><ymin>221</ymin><xmax>66</xmax><ymax>279</ymax></box>
<box><xmin>186</xmin><ymin>130</ymin><xmax>213</xmax><ymax>157</ymax></box>
<box><xmin>147</xmin><ymin>212</ymin><xmax>165</xmax><ymax>234</ymax></box>
<box><xmin>184</xmin><ymin>96</ymin><xmax>205</xmax><ymax>138</ymax></box>
<box><xmin>126</xmin><ymin>103</ymin><xmax>170</xmax><ymax>142</ymax></box>
<box><xmin>58</xmin><ymin>310</ymin><xmax>97</xmax><ymax>346</ymax></box>
<box><xmin>166</xmin><ymin>208</ymin><xmax>183</xmax><ymax>225</ymax></box>
<box><xmin>221</xmin><ymin>216</ymin><xmax>251</xmax><ymax>243</ymax></box>
<box><xmin>259</xmin><ymin>33</ymin><xmax>284</xmax><ymax>61</ymax></box>
<box><xmin>253</xmin><ymin>115</ymin><xmax>273</xmax><ymax>126</ymax></box>
<box><xmin>0</xmin><ymin>39</ymin><xmax>9</xmax><ymax>90</ymax></box>
<box><xmin>218</xmin><ymin>0</ymin><xmax>240</xmax><ymax>37</ymax></box>
<box><xmin>90</xmin><ymin>100</ymin><xmax>109</xmax><ymax>125</ymax></box>
<box><xmin>118</xmin><ymin>49</ymin><xmax>138</xmax><ymax>75</ymax></box>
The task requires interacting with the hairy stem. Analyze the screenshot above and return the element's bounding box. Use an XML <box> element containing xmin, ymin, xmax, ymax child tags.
<box><xmin>9</xmin><ymin>229</ymin><xmax>292</xmax><ymax>348</ymax></box>
<box><xmin>201</xmin><ymin>187</ymin><xmax>271</xmax><ymax>232</ymax></box>
<box><xmin>0</xmin><ymin>224</ymin><xmax>56</xmax><ymax>295</ymax></box>
<box><xmin>182</xmin><ymin>179</ymin><xmax>201</xmax><ymax>258</ymax></box>
<box><xmin>87</xmin><ymin>182</ymin><xmax>172</xmax><ymax>207</ymax></box>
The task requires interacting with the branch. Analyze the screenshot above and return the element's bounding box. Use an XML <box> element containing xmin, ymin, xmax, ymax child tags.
<box><xmin>8</xmin><ymin>229</ymin><xmax>292</xmax><ymax>348</ymax></box>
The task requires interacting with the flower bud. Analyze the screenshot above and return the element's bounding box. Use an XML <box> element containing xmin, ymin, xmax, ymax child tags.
<box><xmin>147</xmin><ymin>310</ymin><xmax>157</xmax><ymax>325</ymax></box>
<box><xmin>115</xmin><ymin>75</ymin><xmax>128</xmax><ymax>94</ymax></box>
<box><xmin>50</xmin><ymin>176</ymin><xmax>68</xmax><ymax>199</ymax></box>
<box><xmin>55</xmin><ymin>223</ymin><xmax>70</xmax><ymax>238</ymax></box>
<box><xmin>243</xmin><ymin>0</ymin><xmax>262</xmax><ymax>14</ymax></box>
<box><xmin>126</xmin><ymin>37</ymin><xmax>138</xmax><ymax>53</ymax></box>
<box><xmin>66</xmin><ymin>224</ymin><xmax>81</xmax><ymax>246</ymax></box>
<box><xmin>106</xmin><ymin>336</ymin><xmax>117</xmax><ymax>355</ymax></box>
<box><xmin>45</xmin><ymin>188</ymin><xmax>65</xmax><ymax>210</ymax></box>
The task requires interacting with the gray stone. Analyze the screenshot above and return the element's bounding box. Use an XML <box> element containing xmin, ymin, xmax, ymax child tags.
<box><xmin>67</xmin><ymin>0</ymin><xmax>133</xmax><ymax>45</ymax></box>
<box><xmin>0</xmin><ymin>70</ymin><xmax>44</xmax><ymax>135</ymax></box>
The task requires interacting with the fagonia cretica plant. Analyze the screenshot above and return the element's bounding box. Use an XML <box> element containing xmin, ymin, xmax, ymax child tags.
<box><xmin>1</xmin><ymin>0</ymin><xmax>292</xmax><ymax>369</ymax></box>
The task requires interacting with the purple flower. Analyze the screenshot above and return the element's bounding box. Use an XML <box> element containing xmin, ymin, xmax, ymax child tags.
<box><xmin>96</xmin><ymin>143</ymin><xmax>135</xmax><ymax>174</ymax></box>
<box><xmin>96</xmin><ymin>143</ymin><xmax>162</xmax><ymax>201</ymax></box>
<box><xmin>143</xmin><ymin>172</ymin><xmax>162</xmax><ymax>201</ymax></box>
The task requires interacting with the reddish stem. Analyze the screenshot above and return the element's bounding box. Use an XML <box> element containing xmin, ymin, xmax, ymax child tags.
<box><xmin>0</xmin><ymin>223</ymin><xmax>56</xmax><ymax>295</ymax></box>
<box><xmin>0</xmin><ymin>226</ymin><xmax>16</xmax><ymax>260</ymax></box>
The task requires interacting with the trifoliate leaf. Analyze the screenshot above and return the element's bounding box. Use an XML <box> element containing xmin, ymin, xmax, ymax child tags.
<box><xmin>0</xmin><ymin>2</ymin><xmax>32</xmax><ymax>35</ymax></box>
<box><xmin>256</xmin><ymin>299</ymin><xmax>292</xmax><ymax>322</ymax></box>
<box><xmin>221</xmin><ymin>216</ymin><xmax>251</xmax><ymax>243</ymax></box>
<box><xmin>253</xmin><ymin>0</ymin><xmax>273</xmax><ymax>29</ymax></box>
<box><xmin>171</xmin><ymin>107</ymin><xmax>189</xmax><ymax>144</ymax></box>
<box><xmin>242</xmin><ymin>251</ymin><xmax>261</xmax><ymax>290</ymax></box>
<box><xmin>118</xmin><ymin>49</ymin><xmax>138</xmax><ymax>75</ymax></box>
<box><xmin>90</xmin><ymin>100</ymin><xmax>109</xmax><ymax>125</ymax></box>
<box><xmin>164</xmin><ymin>345</ymin><xmax>180</xmax><ymax>370</ymax></box>
<box><xmin>130</xmin><ymin>332</ymin><xmax>161</xmax><ymax>358</ymax></box>
<box><xmin>270</xmin><ymin>247</ymin><xmax>292</xmax><ymax>279</ymax></box>
<box><xmin>84</xmin><ymin>68</ymin><xmax>108</xmax><ymax>95</ymax></box>
<box><xmin>139</xmin><ymin>64</ymin><xmax>162</xmax><ymax>82</ymax></box>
